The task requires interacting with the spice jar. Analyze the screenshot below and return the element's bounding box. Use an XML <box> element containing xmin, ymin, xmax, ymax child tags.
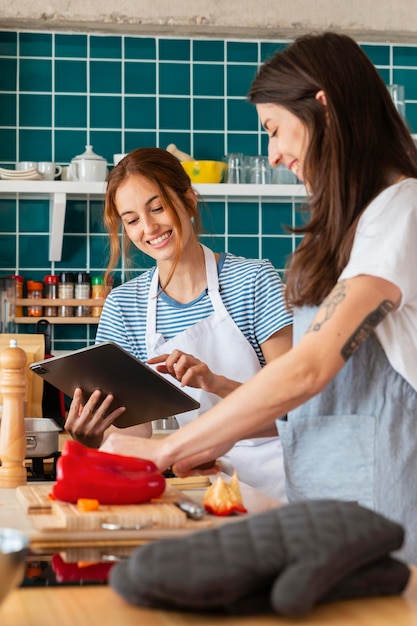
<box><xmin>75</xmin><ymin>272</ymin><xmax>91</xmax><ymax>317</ymax></box>
<box><xmin>91</xmin><ymin>276</ymin><xmax>105</xmax><ymax>317</ymax></box>
<box><xmin>9</xmin><ymin>274</ymin><xmax>24</xmax><ymax>317</ymax></box>
<box><xmin>58</xmin><ymin>272</ymin><xmax>74</xmax><ymax>317</ymax></box>
<box><xmin>27</xmin><ymin>280</ymin><xmax>43</xmax><ymax>317</ymax></box>
<box><xmin>43</xmin><ymin>275</ymin><xmax>59</xmax><ymax>317</ymax></box>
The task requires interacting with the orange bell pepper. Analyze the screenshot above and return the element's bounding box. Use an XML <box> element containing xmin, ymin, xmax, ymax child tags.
<box><xmin>202</xmin><ymin>471</ymin><xmax>247</xmax><ymax>516</ymax></box>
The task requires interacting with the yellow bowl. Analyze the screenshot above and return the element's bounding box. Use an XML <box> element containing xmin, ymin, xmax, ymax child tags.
<box><xmin>181</xmin><ymin>160</ymin><xmax>227</xmax><ymax>183</ymax></box>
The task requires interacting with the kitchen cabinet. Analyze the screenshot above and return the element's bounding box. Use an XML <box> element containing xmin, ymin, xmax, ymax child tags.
<box><xmin>0</xmin><ymin>180</ymin><xmax>307</xmax><ymax>262</ymax></box>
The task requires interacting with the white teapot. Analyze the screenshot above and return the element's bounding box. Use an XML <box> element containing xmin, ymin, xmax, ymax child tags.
<box><xmin>69</xmin><ymin>145</ymin><xmax>108</xmax><ymax>182</ymax></box>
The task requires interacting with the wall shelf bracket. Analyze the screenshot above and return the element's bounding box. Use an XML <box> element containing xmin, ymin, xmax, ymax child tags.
<box><xmin>49</xmin><ymin>192</ymin><xmax>66</xmax><ymax>262</ymax></box>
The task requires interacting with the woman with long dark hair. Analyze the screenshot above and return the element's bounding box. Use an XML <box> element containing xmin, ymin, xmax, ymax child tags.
<box><xmin>99</xmin><ymin>32</ymin><xmax>417</xmax><ymax>563</ymax></box>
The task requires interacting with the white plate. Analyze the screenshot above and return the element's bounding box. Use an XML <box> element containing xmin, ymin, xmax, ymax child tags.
<box><xmin>0</xmin><ymin>167</ymin><xmax>44</xmax><ymax>180</ymax></box>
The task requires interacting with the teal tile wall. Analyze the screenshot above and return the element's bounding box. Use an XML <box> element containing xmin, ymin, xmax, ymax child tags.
<box><xmin>0</xmin><ymin>30</ymin><xmax>416</xmax><ymax>350</ymax></box>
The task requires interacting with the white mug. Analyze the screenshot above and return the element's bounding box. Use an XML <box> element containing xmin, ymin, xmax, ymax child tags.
<box><xmin>38</xmin><ymin>162</ymin><xmax>62</xmax><ymax>181</ymax></box>
<box><xmin>60</xmin><ymin>166</ymin><xmax>72</xmax><ymax>181</ymax></box>
<box><xmin>16</xmin><ymin>161</ymin><xmax>38</xmax><ymax>171</ymax></box>
<box><xmin>69</xmin><ymin>159</ymin><xmax>108</xmax><ymax>182</ymax></box>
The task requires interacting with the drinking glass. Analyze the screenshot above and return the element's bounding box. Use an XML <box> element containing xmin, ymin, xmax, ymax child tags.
<box><xmin>247</xmin><ymin>156</ymin><xmax>271</xmax><ymax>184</ymax></box>
<box><xmin>388</xmin><ymin>84</ymin><xmax>406</xmax><ymax>119</ymax></box>
<box><xmin>226</xmin><ymin>153</ymin><xmax>245</xmax><ymax>184</ymax></box>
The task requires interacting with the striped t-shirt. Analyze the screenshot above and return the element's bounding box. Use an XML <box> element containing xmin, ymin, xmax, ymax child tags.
<box><xmin>96</xmin><ymin>253</ymin><xmax>292</xmax><ymax>366</ymax></box>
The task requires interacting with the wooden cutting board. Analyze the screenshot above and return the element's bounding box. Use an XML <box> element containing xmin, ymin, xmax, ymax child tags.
<box><xmin>16</xmin><ymin>483</ymin><xmax>214</xmax><ymax>533</ymax></box>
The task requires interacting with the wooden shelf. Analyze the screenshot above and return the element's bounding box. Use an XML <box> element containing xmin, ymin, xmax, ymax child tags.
<box><xmin>0</xmin><ymin>180</ymin><xmax>307</xmax><ymax>261</ymax></box>
<box><xmin>12</xmin><ymin>298</ymin><xmax>106</xmax><ymax>325</ymax></box>
<box><xmin>14</xmin><ymin>316</ymin><xmax>100</xmax><ymax>325</ymax></box>
<box><xmin>14</xmin><ymin>298</ymin><xmax>106</xmax><ymax>306</ymax></box>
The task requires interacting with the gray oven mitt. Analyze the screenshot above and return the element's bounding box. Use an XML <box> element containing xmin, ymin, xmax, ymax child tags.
<box><xmin>109</xmin><ymin>499</ymin><xmax>409</xmax><ymax>616</ymax></box>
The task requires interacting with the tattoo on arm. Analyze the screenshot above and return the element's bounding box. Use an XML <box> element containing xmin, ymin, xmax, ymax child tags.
<box><xmin>307</xmin><ymin>281</ymin><xmax>347</xmax><ymax>333</ymax></box>
<box><xmin>341</xmin><ymin>299</ymin><xmax>395</xmax><ymax>361</ymax></box>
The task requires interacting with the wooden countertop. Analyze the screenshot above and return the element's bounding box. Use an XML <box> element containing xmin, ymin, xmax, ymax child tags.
<box><xmin>1</xmin><ymin>567</ymin><xmax>417</xmax><ymax>625</ymax></box>
<box><xmin>2</xmin><ymin>452</ymin><xmax>416</xmax><ymax>625</ymax></box>
<box><xmin>0</xmin><ymin>482</ymin><xmax>416</xmax><ymax>625</ymax></box>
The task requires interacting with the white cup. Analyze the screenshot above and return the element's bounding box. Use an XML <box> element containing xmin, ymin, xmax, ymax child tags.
<box><xmin>60</xmin><ymin>166</ymin><xmax>72</xmax><ymax>181</ymax></box>
<box><xmin>16</xmin><ymin>161</ymin><xmax>38</xmax><ymax>171</ymax></box>
<box><xmin>37</xmin><ymin>162</ymin><xmax>62</xmax><ymax>180</ymax></box>
<box><xmin>69</xmin><ymin>159</ymin><xmax>108</xmax><ymax>182</ymax></box>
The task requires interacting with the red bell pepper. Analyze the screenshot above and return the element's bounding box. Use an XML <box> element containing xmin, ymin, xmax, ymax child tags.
<box><xmin>51</xmin><ymin>553</ymin><xmax>114</xmax><ymax>583</ymax></box>
<box><xmin>61</xmin><ymin>440</ymin><xmax>157</xmax><ymax>473</ymax></box>
<box><xmin>52</xmin><ymin>440</ymin><xmax>166</xmax><ymax>505</ymax></box>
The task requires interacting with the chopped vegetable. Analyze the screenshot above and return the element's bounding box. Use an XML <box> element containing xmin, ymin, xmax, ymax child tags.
<box><xmin>76</xmin><ymin>498</ymin><xmax>100</xmax><ymax>512</ymax></box>
<box><xmin>52</xmin><ymin>440</ymin><xmax>166</xmax><ymax>505</ymax></box>
<box><xmin>202</xmin><ymin>471</ymin><xmax>247</xmax><ymax>516</ymax></box>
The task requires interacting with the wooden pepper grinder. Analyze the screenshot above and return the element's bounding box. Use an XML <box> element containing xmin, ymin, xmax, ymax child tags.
<box><xmin>0</xmin><ymin>339</ymin><xmax>27</xmax><ymax>488</ymax></box>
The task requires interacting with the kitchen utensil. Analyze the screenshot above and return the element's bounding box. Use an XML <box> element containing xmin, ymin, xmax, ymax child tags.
<box><xmin>175</xmin><ymin>498</ymin><xmax>206</xmax><ymax>520</ymax></box>
<box><xmin>25</xmin><ymin>418</ymin><xmax>61</xmax><ymax>458</ymax></box>
<box><xmin>166</xmin><ymin>143</ymin><xmax>194</xmax><ymax>161</ymax></box>
<box><xmin>0</xmin><ymin>528</ymin><xmax>29</xmax><ymax>607</ymax></box>
<box><xmin>69</xmin><ymin>145</ymin><xmax>108</xmax><ymax>182</ymax></box>
<box><xmin>181</xmin><ymin>160</ymin><xmax>227</xmax><ymax>183</ymax></box>
<box><xmin>37</xmin><ymin>162</ymin><xmax>62</xmax><ymax>181</ymax></box>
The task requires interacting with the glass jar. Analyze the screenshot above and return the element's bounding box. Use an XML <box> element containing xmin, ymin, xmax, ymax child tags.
<box><xmin>91</xmin><ymin>276</ymin><xmax>105</xmax><ymax>317</ymax></box>
<box><xmin>75</xmin><ymin>272</ymin><xmax>91</xmax><ymax>317</ymax></box>
<box><xmin>0</xmin><ymin>276</ymin><xmax>15</xmax><ymax>332</ymax></box>
<box><xmin>27</xmin><ymin>280</ymin><xmax>43</xmax><ymax>317</ymax></box>
<box><xmin>43</xmin><ymin>275</ymin><xmax>59</xmax><ymax>317</ymax></box>
<box><xmin>58</xmin><ymin>272</ymin><xmax>74</xmax><ymax>317</ymax></box>
<box><xmin>9</xmin><ymin>274</ymin><xmax>24</xmax><ymax>317</ymax></box>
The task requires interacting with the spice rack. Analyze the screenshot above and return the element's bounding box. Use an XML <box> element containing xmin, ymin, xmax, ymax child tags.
<box><xmin>12</xmin><ymin>298</ymin><xmax>106</xmax><ymax>324</ymax></box>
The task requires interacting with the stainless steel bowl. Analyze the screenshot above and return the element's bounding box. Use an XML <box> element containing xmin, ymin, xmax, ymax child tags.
<box><xmin>0</xmin><ymin>528</ymin><xmax>29</xmax><ymax>606</ymax></box>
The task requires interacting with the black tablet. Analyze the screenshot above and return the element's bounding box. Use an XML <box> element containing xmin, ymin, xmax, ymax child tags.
<box><xmin>29</xmin><ymin>341</ymin><xmax>200</xmax><ymax>428</ymax></box>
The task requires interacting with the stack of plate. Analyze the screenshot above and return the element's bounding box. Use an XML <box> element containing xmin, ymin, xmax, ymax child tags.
<box><xmin>0</xmin><ymin>167</ymin><xmax>44</xmax><ymax>180</ymax></box>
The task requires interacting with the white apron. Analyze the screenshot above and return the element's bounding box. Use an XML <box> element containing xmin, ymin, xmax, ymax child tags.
<box><xmin>145</xmin><ymin>244</ymin><xmax>286</xmax><ymax>501</ymax></box>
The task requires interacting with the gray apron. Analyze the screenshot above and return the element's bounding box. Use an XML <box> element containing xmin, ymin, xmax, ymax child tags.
<box><xmin>278</xmin><ymin>306</ymin><xmax>417</xmax><ymax>564</ymax></box>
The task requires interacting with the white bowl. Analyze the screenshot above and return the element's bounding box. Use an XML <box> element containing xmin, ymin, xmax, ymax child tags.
<box><xmin>0</xmin><ymin>528</ymin><xmax>29</xmax><ymax>606</ymax></box>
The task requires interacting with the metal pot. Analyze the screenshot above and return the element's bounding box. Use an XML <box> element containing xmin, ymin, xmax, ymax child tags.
<box><xmin>25</xmin><ymin>418</ymin><xmax>61</xmax><ymax>458</ymax></box>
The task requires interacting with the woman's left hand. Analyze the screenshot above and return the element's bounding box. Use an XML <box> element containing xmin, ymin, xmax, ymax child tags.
<box><xmin>65</xmin><ymin>388</ymin><xmax>126</xmax><ymax>448</ymax></box>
